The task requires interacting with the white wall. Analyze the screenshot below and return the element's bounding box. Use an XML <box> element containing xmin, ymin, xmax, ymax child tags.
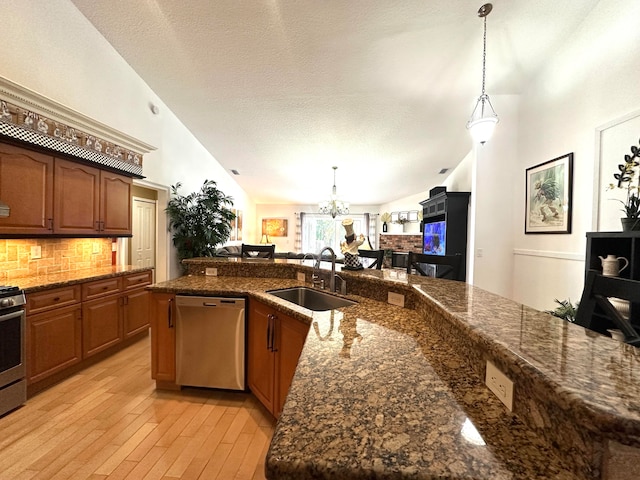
<box><xmin>513</xmin><ymin>0</ymin><xmax>640</xmax><ymax>310</ymax></box>
<box><xmin>0</xmin><ymin>0</ymin><xmax>253</xmax><ymax>279</ymax></box>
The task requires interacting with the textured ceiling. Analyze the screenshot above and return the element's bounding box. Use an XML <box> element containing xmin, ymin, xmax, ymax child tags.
<box><xmin>70</xmin><ymin>0</ymin><xmax>598</xmax><ymax>206</ymax></box>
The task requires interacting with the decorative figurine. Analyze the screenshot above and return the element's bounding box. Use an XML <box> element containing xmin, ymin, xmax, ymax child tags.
<box><xmin>340</xmin><ymin>218</ymin><xmax>365</xmax><ymax>270</ymax></box>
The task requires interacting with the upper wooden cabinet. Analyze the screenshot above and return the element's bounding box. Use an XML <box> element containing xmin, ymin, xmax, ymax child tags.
<box><xmin>0</xmin><ymin>142</ymin><xmax>54</xmax><ymax>234</ymax></box>
<box><xmin>0</xmin><ymin>141</ymin><xmax>133</xmax><ymax>237</ymax></box>
<box><xmin>54</xmin><ymin>158</ymin><xmax>132</xmax><ymax>236</ymax></box>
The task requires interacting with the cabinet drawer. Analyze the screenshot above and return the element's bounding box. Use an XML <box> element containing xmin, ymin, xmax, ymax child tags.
<box><xmin>82</xmin><ymin>277</ymin><xmax>121</xmax><ymax>300</ymax></box>
<box><xmin>122</xmin><ymin>270</ymin><xmax>152</xmax><ymax>291</ymax></box>
<box><xmin>26</xmin><ymin>285</ymin><xmax>81</xmax><ymax>315</ymax></box>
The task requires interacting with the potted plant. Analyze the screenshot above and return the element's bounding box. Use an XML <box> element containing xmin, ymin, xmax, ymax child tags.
<box><xmin>166</xmin><ymin>180</ymin><xmax>236</xmax><ymax>264</ymax></box>
<box><xmin>609</xmin><ymin>138</ymin><xmax>640</xmax><ymax>230</ymax></box>
<box><xmin>545</xmin><ymin>298</ymin><xmax>578</xmax><ymax>323</ymax></box>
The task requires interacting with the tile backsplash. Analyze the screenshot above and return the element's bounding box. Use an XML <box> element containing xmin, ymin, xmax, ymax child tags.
<box><xmin>0</xmin><ymin>238</ymin><xmax>112</xmax><ymax>282</ymax></box>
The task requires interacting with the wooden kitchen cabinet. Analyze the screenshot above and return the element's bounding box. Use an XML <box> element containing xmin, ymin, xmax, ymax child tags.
<box><xmin>0</xmin><ymin>142</ymin><xmax>54</xmax><ymax>234</ymax></box>
<box><xmin>82</xmin><ymin>293</ymin><xmax>122</xmax><ymax>358</ymax></box>
<box><xmin>248</xmin><ymin>300</ymin><xmax>276</xmax><ymax>413</ymax></box>
<box><xmin>248</xmin><ymin>300</ymin><xmax>309</xmax><ymax>418</ymax></box>
<box><xmin>26</xmin><ymin>286</ymin><xmax>82</xmax><ymax>385</ymax></box>
<box><xmin>54</xmin><ymin>158</ymin><xmax>132</xmax><ymax>236</ymax></box>
<box><xmin>122</xmin><ymin>271</ymin><xmax>152</xmax><ymax>338</ymax></box>
<box><xmin>150</xmin><ymin>292</ymin><xmax>176</xmax><ymax>385</ymax></box>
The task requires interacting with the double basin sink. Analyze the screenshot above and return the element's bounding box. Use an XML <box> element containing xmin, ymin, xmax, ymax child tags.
<box><xmin>268</xmin><ymin>287</ymin><xmax>356</xmax><ymax>311</ymax></box>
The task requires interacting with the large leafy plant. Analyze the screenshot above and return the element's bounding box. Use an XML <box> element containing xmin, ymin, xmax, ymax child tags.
<box><xmin>166</xmin><ymin>180</ymin><xmax>236</xmax><ymax>261</ymax></box>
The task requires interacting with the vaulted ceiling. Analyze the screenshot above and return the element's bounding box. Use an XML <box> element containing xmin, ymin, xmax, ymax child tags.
<box><xmin>70</xmin><ymin>0</ymin><xmax>598</xmax><ymax>205</ymax></box>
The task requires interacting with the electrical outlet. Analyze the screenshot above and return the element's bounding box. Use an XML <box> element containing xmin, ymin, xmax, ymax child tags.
<box><xmin>297</xmin><ymin>272</ymin><xmax>306</xmax><ymax>282</ymax></box>
<box><xmin>205</xmin><ymin>267</ymin><xmax>217</xmax><ymax>276</ymax></box>
<box><xmin>92</xmin><ymin>242</ymin><xmax>100</xmax><ymax>254</ymax></box>
<box><xmin>485</xmin><ymin>361</ymin><xmax>514</xmax><ymax>411</ymax></box>
<box><xmin>387</xmin><ymin>292</ymin><xmax>405</xmax><ymax>308</ymax></box>
<box><xmin>476</xmin><ymin>248</ymin><xmax>483</xmax><ymax>258</ymax></box>
<box><xmin>30</xmin><ymin>245</ymin><xmax>41</xmax><ymax>259</ymax></box>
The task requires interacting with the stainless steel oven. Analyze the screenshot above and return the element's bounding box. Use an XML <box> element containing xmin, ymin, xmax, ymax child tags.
<box><xmin>0</xmin><ymin>286</ymin><xmax>26</xmax><ymax>417</ymax></box>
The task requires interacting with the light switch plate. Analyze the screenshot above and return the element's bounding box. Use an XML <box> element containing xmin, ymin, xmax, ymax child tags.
<box><xmin>297</xmin><ymin>272</ymin><xmax>306</xmax><ymax>282</ymax></box>
<box><xmin>92</xmin><ymin>242</ymin><xmax>100</xmax><ymax>254</ymax></box>
<box><xmin>205</xmin><ymin>267</ymin><xmax>217</xmax><ymax>276</ymax></box>
<box><xmin>485</xmin><ymin>360</ymin><xmax>514</xmax><ymax>411</ymax></box>
<box><xmin>30</xmin><ymin>245</ymin><xmax>41</xmax><ymax>259</ymax></box>
<box><xmin>387</xmin><ymin>292</ymin><xmax>405</xmax><ymax>308</ymax></box>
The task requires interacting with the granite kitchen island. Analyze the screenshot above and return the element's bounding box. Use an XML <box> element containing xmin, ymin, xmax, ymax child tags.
<box><xmin>148</xmin><ymin>258</ymin><xmax>640</xmax><ymax>480</ymax></box>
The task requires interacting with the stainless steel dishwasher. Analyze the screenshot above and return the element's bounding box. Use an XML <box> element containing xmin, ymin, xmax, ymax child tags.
<box><xmin>175</xmin><ymin>296</ymin><xmax>246</xmax><ymax>390</ymax></box>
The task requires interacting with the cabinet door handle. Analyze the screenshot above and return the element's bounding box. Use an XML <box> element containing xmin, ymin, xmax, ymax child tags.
<box><xmin>47</xmin><ymin>218</ymin><xmax>53</xmax><ymax>230</ymax></box>
<box><xmin>167</xmin><ymin>298</ymin><xmax>173</xmax><ymax>328</ymax></box>
<box><xmin>270</xmin><ymin>314</ymin><xmax>278</xmax><ymax>353</ymax></box>
<box><xmin>266</xmin><ymin>314</ymin><xmax>272</xmax><ymax>351</ymax></box>
<box><xmin>100</xmin><ymin>220</ymin><xmax>105</xmax><ymax>231</ymax></box>
<box><xmin>95</xmin><ymin>220</ymin><xmax>101</xmax><ymax>231</ymax></box>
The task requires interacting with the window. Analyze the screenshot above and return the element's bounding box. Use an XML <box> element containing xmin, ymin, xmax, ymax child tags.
<box><xmin>301</xmin><ymin>214</ymin><xmax>369</xmax><ymax>255</ymax></box>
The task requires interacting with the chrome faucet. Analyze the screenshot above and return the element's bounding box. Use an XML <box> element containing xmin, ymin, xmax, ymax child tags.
<box><xmin>314</xmin><ymin>246</ymin><xmax>336</xmax><ymax>292</ymax></box>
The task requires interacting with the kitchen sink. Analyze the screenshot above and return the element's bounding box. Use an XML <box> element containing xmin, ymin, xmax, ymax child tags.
<box><xmin>268</xmin><ymin>287</ymin><xmax>356</xmax><ymax>311</ymax></box>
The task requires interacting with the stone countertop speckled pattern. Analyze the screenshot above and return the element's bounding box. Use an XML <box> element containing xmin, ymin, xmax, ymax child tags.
<box><xmin>149</xmin><ymin>272</ymin><xmax>582</xmax><ymax>479</ymax></box>
<box><xmin>13</xmin><ymin>265</ymin><xmax>153</xmax><ymax>293</ymax></box>
<box><xmin>151</xmin><ymin>259</ymin><xmax>640</xmax><ymax>479</ymax></box>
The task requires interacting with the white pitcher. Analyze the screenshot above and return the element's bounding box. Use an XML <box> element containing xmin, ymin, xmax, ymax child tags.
<box><xmin>599</xmin><ymin>254</ymin><xmax>629</xmax><ymax>277</ymax></box>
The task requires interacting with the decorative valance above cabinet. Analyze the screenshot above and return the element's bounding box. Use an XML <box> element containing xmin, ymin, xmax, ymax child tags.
<box><xmin>0</xmin><ymin>76</ymin><xmax>156</xmax><ymax>237</ymax></box>
<box><xmin>0</xmin><ymin>76</ymin><xmax>155</xmax><ymax>178</ymax></box>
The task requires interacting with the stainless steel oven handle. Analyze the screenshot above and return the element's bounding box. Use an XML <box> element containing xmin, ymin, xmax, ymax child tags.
<box><xmin>0</xmin><ymin>308</ymin><xmax>24</xmax><ymax>324</ymax></box>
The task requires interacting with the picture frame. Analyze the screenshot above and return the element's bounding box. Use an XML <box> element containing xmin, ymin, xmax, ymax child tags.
<box><xmin>408</xmin><ymin>210</ymin><xmax>419</xmax><ymax>222</ymax></box>
<box><xmin>262</xmin><ymin>218</ymin><xmax>288</xmax><ymax>237</ymax></box>
<box><xmin>390</xmin><ymin>212</ymin><xmax>399</xmax><ymax>223</ymax></box>
<box><xmin>525</xmin><ymin>153</ymin><xmax>573</xmax><ymax>234</ymax></box>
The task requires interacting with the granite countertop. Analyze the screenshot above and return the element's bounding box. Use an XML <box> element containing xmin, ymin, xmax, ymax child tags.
<box><xmin>14</xmin><ymin>265</ymin><xmax>153</xmax><ymax>293</ymax></box>
<box><xmin>149</xmin><ymin>258</ymin><xmax>640</xmax><ymax>479</ymax></box>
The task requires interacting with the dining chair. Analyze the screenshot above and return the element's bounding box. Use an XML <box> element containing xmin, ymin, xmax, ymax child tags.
<box><xmin>357</xmin><ymin>249</ymin><xmax>384</xmax><ymax>270</ymax></box>
<box><xmin>574</xmin><ymin>270</ymin><xmax>640</xmax><ymax>345</ymax></box>
<box><xmin>241</xmin><ymin>243</ymin><xmax>275</xmax><ymax>258</ymax></box>
<box><xmin>407</xmin><ymin>252</ymin><xmax>463</xmax><ymax>281</ymax></box>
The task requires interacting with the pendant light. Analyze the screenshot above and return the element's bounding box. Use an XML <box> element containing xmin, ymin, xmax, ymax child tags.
<box><xmin>466</xmin><ymin>3</ymin><xmax>499</xmax><ymax>144</ymax></box>
<box><xmin>318</xmin><ymin>166</ymin><xmax>349</xmax><ymax>218</ymax></box>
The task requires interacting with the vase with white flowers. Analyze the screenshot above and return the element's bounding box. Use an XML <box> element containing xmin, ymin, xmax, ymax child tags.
<box><xmin>609</xmin><ymin>138</ymin><xmax>640</xmax><ymax>231</ymax></box>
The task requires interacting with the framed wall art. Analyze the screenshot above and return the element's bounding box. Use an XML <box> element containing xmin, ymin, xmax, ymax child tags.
<box><xmin>262</xmin><ymin>218</ymin><xmax>288</xmax><ymax>237</ymax></box>
<box><xmin>525</xmin><ymin>153</ymin><xmax>573</xmax><ymax>234</ymax></box>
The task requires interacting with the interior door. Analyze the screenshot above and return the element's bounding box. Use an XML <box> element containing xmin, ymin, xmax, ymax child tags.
<box><xmin>131</xmin><ymin>197</ymin><xmax>156</xmax><ymax>270</ymax></box>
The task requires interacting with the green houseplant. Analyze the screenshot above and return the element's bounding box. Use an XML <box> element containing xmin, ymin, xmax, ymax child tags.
<box><xmin>166</xmin><ymin>180</ymin><xmax>236</xmax><ymax>262</ymax></box>
<box><xmin>609</xmin><ymin>138</ymin><xmax>640</xmax><ymax>230</ymax></box>
<box><xmin>545</xmin><ymin>298</ymin><xmax>578</xmax><ymax>323</ymax></box>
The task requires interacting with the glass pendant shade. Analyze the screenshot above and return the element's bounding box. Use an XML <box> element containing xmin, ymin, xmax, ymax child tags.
<box><xmin>467</xmin><ymin>4</ymin><xmax>498</xmax><ymax>144</ymax></box>
<box><xmin>467</xmin><ymin>94</ymin><xmax>499</xmax><ymax>144</ymax></box>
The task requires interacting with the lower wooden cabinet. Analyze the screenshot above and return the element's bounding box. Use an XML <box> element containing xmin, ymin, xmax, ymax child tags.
<box><xmin>27</xmin><ymin>304</ymin><xmax>82</xmax><ymax>384</ymax></box>
<box><xmin>124</xmin><ymin>289</ymin><xmax>151</xmax><ymax>338</ymax></box>
<box><xmin>248</xmin><ymin>300</ymin><xmax>309</xmax><ymax>418</ymax></box>
<box><xmin>25</xmin><ymin>270</ymin><xmax>151</xmax><ymax>387</ymax></box>
<box><xmin>150</xmin><ymin>292</ymin><xmax>176</xmax><ymax>384</ymax></box>
<box><xmin>82</xmin><ymin>294</ymin><xmax>122</xmax><ymax>358</ymax></box>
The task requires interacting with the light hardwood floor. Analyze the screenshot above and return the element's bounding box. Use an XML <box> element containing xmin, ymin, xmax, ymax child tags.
<box><xmin>0</xmin><ymin>336</ymin><xmax>276</xmax><ymax>480</ymax></box>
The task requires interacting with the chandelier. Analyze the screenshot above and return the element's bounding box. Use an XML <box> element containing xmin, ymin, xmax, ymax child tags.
<box><xmin>466</xmin><ymin>3</ymin><xmax>499</xmax><ymax>144</ymax></box>
<box><xmin>318</xmin><ymin>166</ymin><xmax>349</xmax><ymax>218</ymax></box>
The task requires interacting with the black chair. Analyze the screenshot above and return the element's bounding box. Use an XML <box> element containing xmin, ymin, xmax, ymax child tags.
<box><xmin>241</xmin><ymin>243</ymin><xmax>275</xmax><ymax>259</ymax></box>
<box><xmin>575</xmin><ymin>270</ymin><xmax>640</xmax><ymax>346</ymax></box>
<box><xmin>407</xmin><ymin>252</ymin><xmax>463</xmax><ymax>281</ymax></box>
<box><xmin>357</xmin><ymin>249</ymin><xmax>384</xmax><ymax>270</ymax></box>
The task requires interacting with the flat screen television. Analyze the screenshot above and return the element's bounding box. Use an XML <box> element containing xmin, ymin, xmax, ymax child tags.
<box><xmin>423</xmin><ymin>220</ymin><xmax>446</xmax><ymax>256</ymax></box>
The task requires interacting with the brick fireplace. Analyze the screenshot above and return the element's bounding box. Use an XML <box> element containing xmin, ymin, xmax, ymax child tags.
<box><xmin>378</xmin><ymin>234</ymin><xmax>422</xmax><ymax>268</ymax></box>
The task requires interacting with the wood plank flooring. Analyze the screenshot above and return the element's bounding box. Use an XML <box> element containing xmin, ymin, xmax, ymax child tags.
<box><xmin>0</xmin><ymin>336</ymin><xmax>276</xmax><ymax>480</ymax></box>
